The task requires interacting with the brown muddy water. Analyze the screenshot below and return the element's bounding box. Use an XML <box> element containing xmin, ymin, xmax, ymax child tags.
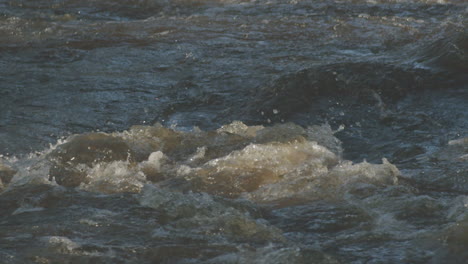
<box><xmin>0</xmin><ymin>0</ymin><xmax>467</xmax><ymax>263</ymax></box>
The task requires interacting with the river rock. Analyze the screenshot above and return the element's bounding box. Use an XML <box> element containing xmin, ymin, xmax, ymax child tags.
<box><xmin>0</xmin><ymin>163</ymin><xmax>16</xmax><ymax>190</ymax></box>
<box><xmin>48</xmin><ymin>133</ymin><xmax>135</xmax><ymax>187</ymax></box>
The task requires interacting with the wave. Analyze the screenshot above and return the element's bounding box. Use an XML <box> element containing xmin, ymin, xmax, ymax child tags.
<box><xmin>0</xmin><ymin>121</ymin><xmax>466</xmax><ymax>263</ymax></box>
<box><xmin>245</xmin><ymin>58</ymin><xmax>466</xmax><ymax>123</ymax></box>
<box><xmin>416</xmin><ymin>31</ymin><xmax>468</xmax><ymax>73</ymax></box>
<box><xmin>2</xmin><ymin>121</ymin><xmax>465</xmax><ymax>198</ymax></box>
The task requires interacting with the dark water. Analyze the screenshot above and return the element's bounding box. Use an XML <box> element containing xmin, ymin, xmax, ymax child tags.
<box><xmin>1</xmin><ymin>0</ymin><xmax>467</xmax><ymax>263</ymax></box>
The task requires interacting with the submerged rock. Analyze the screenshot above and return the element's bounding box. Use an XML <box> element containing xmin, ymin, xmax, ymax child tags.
<box><xmin>182</xmin><ymin>139</ymin><xmax>339</xmax><ymax>198</ymax></box>
<box><xmin>48</xmin><ymin>133</ymin><xmax>134</xmax><ymax>187</ymax></box>
<box><xmin>0</xmin><ymin>163</ymin><xmax>16</xmax><ymax>190</ymax></box>
<box><xmin>123</xmin><ymin>124</ymin><xmax>251</xmax><ymax>165</ymax></box>
<box><xmin>246</xmin><ymin>62</ymin><xmax>446</xmax><ymax>122</ymax></box>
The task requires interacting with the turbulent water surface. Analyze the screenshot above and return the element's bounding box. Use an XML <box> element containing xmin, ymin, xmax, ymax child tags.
<box><xmin>0</xmin><ymin>0</ymin><xmax>467</xmax><ymax>263</ymax></box>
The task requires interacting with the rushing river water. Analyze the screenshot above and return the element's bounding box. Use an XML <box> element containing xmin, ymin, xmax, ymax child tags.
<box><xmin>0</xmin><ymin>0</ymin><xmax>467</xmax><ymax>263</ymax></box>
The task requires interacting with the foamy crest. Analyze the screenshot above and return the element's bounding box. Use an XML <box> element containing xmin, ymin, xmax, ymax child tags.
<box><xmin>184</xmin><ymin>140</ymin><xmax>338</xmax><ymax>198</ymax></box>
<box><xmin>245</xmin><ymin>159</ymin><xmax>400</xmax><ymax>203</ymax></box>
<box><xmin>40</xmin><ymin>236</ymin><xmax>80</xmax><ymax>254</ymax></box>
<box><xmin>79</xmin><ymin>161</ymin><xmax>146</xmax><ymax>194</ymax></box>
<box><xmin>2</xmin><ymin>121</ymin><xmax>404</xmax><ymax>202</ymax></box>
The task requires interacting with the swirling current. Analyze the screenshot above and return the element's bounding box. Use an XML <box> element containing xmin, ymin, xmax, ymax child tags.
<box><xmin>0</xmin><ymin>0</ymin><xmax>467</xmax><ymax>263</ymax></box>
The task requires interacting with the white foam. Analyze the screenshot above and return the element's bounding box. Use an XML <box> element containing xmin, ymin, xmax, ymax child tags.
<box><xmin>79</xmin><ymin>161</ymin><xmax>146</xmax><ymax>194</ymax></box>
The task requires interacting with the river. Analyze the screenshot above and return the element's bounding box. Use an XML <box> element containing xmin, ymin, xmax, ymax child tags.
<box><xmin>0</xmin><ymin>0</ymin><xmax>467</xmax><ymax>263</ymax></box>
